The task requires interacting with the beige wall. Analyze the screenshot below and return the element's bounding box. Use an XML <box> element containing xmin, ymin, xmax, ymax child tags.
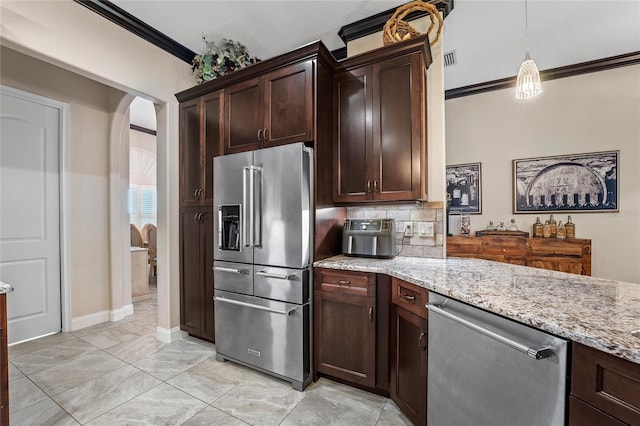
<box><xmin>0</xmin><ymin>46</ymin><xmax>118</xmax><ymax>317</ymax></box>
<box><xmin>446</xmin><ymin>64</ymin><xmax>640</xmax><ymax>283</ymax></box>
<box><xmin>346</xmin><ymin>16</ymin><xmax>447</xmax><ymax>258</ymax></box>
<box><xmin>1</xmin><ymin>0</ymin><xmax>193</xmax><ymax>336</ymax></box>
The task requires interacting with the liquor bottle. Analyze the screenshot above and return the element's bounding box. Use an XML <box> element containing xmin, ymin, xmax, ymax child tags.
<box><xmin>548</xmin><ymin>214</ymin><xmax>557</xmax><ymax>237</ymax></box>
<box><xmin>532</xmin><ymin>217</ymin><xmax>543</xmax><ymax>237</ymax></box>
<box><xmin>543</xmin><ymin>220</ymin><xmax>551</xmax><ymax>238</ymax></box>
<box><xmin>557</xmin><ymin>221</ymin><xmax>566</xmax><ymax>239</ymax></box>
<box><xmin>565</xmin><ymin>216</ymin><xmax>575</xmax><ymax>238</ymax></box>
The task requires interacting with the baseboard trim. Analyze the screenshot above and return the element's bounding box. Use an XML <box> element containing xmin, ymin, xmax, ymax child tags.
<box><xmin>156</xmin><ymin>326</ymin><xmax>186</xmax><ymax>343</ymax></box>
<box><xmin>71</xmin><ymin>304</ymin><xmax>135</xmax><ymax>331</ymax></box>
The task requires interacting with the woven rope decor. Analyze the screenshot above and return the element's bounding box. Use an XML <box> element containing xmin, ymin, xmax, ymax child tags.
<box><xmin>382</xmin><ymin>0</ymin><xmax>443</xmax><ymax>46</ymax></box>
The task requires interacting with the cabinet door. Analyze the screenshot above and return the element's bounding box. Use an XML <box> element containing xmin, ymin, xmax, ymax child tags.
<box><xmin>333</xmin><ymin>67</ymin><xmax>372</xmax><ymax>203</ymax></box>
<box><xmin>390</xmin><ymin>305</ymin><xmax>427</xmax><ymax>426</ymax></box>
<box><xmin>264</xmin><ymin>61</ymin><xmax>314</xmax><ymax>147</ymax></box>
<box><xmin>225</xmin><ymin>77</ymin><xmax>263</xmax><ymax>154</ymax></box>
<box><xmin>314</xmin><ymin>289</ymin><xmax>375</xmax><ymax>388</ymax></box>
<box><xmin>372</xmin><ymin>53</ymin><xmax>424</xmax><ymax>201</ymax></box>
<box><xmin>180</xmin><ymin>207</ymin><xmax>203</xmax><ymax>335</ymax></box>
<box><xmin>200</xmin><ymin>208</ymin><xmax>215</xmax><ymax>342</ymax></box>
<box><xmin>179</xmin><ymin>99</ymin><xmax>204</xmax><ymax>206</ymax></box>
<box><xmin>202</xmin><ymin>92</ymin><xmax>223</xmax><ymax>205</ymax></box>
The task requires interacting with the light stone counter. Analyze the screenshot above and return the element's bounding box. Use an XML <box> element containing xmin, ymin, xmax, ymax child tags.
<box><xmin>314</xmin><ymin>255</ymin><xmax>640</xmax><ymax>365</ymax></box>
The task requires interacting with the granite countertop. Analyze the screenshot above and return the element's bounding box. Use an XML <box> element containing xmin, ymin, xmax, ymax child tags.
<box><xmin>0</xmin><ymin>281</ymin><xmax>14</xmax><ymax>294</ymax></box>
<box><xmin>314</xmin><ymin>255</ymin><xmax>640</xmax><ymax>365</ymax></box>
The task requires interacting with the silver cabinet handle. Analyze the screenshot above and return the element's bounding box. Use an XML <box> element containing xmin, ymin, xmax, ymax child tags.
<box><xmin>369</xmin><ymin>307</ymin><xmax>374</xmax><ymax>322</ymax></box>
<box><xmin>418</xmin><ymin>332</ymin><xmax>427</xmax><ymax>351</ymax></box>
<box><xmin>402</xmin><ymin>292</ymin><xmax>416</xmax><ymax>301</ymax></box>
<box><xmin>213</xmin><ymin>266</ymin><xmax>249</xmax><ymax>275</ymax></box>
<box><xmin>427</xmin><ymin>303</ymin><xmax>553</xmax><ymax>360</ymax></box>
<box><xmin>337</xmin><ymin>279</ymin><xmax>351</xmax><ymax>286</ymax></box>
<box><xmin>214</xmin><ymin>296</ymin><xmax>300</xmax><ymax>316</ymax></box>
<box><xmin>367</xmin><ymin>180</ymin><xmax>372</xmax><ymax>193</ymax></box>
<box><xmin>374</xmin><ymin>180</ymin><xmax>378</xmax><ymax>192</ymax></box>
<box><xmin>256</xmin><ymin>271</ymin><xmax>293</xmax><ymax>280</ymax></box>
<box><xmin>263</xmin><ymin>128</ymin><xmax>268</xmax><ymax>142</ymax></box>
<box><xmin>257</xmin><ymin>128</ymin><xmax>263</xmax><ymax>142</ymax></box>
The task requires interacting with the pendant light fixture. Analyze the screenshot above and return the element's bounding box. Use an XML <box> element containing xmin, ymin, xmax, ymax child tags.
<box><xmin>515</xmin><ymin>0</ymin><xmax>542</xmax><ymax>99</ymax></box>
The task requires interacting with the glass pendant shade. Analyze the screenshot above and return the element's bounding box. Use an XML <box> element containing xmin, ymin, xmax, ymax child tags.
<box><xmin>515</xmin><ymin>52</ymin><xmax>542</xmax><ymax>99</ymax></box>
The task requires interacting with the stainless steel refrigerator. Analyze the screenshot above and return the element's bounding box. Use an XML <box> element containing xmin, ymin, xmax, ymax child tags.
<box><xmin>213</xmin><ymin>142</ymin><xmax>313</xmax><ymax>391</ymax></box>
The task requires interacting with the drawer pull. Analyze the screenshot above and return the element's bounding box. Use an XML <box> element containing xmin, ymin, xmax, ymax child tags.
<box><xmin>337</xmin><ymin>280</ymin><xmax>351</xmax><ymax>286</ymax></box>
<box><xmin>369</xmin><ymin>307</ymin><xmax>373</xmax><ymax>322</ymax></box>
<box><xmin>418</xmin><ymin>332</ymin><xmax>427</xmax><ymax>351</ymax></box>
<box><xmin>401</xmin><ymin>291</ymin><xmax>416</xmax><ymax>301</ymax></box>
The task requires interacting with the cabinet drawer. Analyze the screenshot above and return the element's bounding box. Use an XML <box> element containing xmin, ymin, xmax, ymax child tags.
<box><xmin>528</xmin><ymin>242</ymin><xmax>584</xmax><ymax>257</ymax></box>
<box><xmin>569</xmin><ymin>396</ymin><xmax>626</xmax><ymax>426</ymax></box>
<box><xmin>391</xmin><ymin>278</ymin><xmax>428</xmax><ymax>319</ymax></box>
<box><xmin>571</xmin><ymin>343</ymin><xmax>640</xmax><ymax>425</ymax></box>
<box><xmin>481</xmin><ymin>238</ymin><xmax>527</xmax><ymax>256</ymax></box>
<box><xmin>315</xmin><ymin>269</ymin><xmax>374</xmax><ymax>296</ymax></box>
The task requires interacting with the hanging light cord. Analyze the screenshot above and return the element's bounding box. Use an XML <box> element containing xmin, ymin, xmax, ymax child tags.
<box><xmin>525</xmin><ymin>0</ymin><xmax>530</xmax><ymax>55</ymax></box>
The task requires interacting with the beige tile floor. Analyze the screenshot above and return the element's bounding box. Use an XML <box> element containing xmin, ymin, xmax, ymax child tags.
<box><xmin>8</xmin><ymin>286</ymin><xmax>412</xmax><ymax>425</ymax></box>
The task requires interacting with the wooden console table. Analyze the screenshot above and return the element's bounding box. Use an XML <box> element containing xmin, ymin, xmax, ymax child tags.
<box><xmin>447</xmin><ymin>236</ymin><xmax>591</xmax><ymax>276</ymax></box>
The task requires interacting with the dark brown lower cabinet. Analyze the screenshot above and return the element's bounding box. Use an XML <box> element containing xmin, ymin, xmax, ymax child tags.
<box><xmin>390</xmin><ymin>279</ymin><xmax>428</xmax><ymax>426</ymax></box>
<box><xmin>570</xmin><ymin>342</ymin><xmax>640</xmax><ymax>425</ymax></box>
<box><xmin>179</xmin><ymin>206</ymin><xmax>215</xmax><ymax>342</ymax></box>
<box><xmin>314</xmin><ymin>269</ymin><xmax>376</xmax><ymax>388</ymax></box>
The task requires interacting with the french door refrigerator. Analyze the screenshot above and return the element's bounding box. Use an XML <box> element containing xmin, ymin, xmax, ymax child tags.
<box><xmin>213</xmin><ymin>142</ymin><xmax>313</xmax><ymax>391</ymax></box>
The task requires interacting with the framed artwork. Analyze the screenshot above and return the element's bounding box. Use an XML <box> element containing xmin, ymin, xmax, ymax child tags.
<box><xmin>513</xmin><ymin>150</ymin><xmax>619</xmax><ymax>213</ymax></box>
<box><xmin>446</xmin><ymin>162</ymin><xmax>482</xmax><ymax>214</ymax></box>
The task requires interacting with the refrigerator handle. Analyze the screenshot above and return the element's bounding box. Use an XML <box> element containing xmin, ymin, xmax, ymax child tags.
<box><xmin>252</xmin><ymin>166</ymin><xmax>262</xmax><ymax>248</ymax></box>
<box><xmin>242</xmin><ymin>166</ymin><xmax>251</xmax><ymax>247</ymax></box>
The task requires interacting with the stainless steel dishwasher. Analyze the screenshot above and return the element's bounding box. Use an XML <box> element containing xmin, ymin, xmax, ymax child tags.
<box><xmin>426</xmin><ymin>293</ymin><xmax>568</xmax><ymax>426</ymax></box>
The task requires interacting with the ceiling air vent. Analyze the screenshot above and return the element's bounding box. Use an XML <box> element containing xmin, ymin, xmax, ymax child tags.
<box><xmin>443</xmin><ymin>50</ymin><xmax>457</xmax><ymax>67</ymax></box>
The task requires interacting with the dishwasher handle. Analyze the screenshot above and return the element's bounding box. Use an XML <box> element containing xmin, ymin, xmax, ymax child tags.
<box><xmin>426</xmin><ymin>303</ymin><xmax>553</xmax><ymax>360</ymax></box>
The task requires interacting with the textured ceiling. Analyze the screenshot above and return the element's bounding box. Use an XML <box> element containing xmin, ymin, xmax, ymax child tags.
<box><xmin>112</xmin><ymin>0</ymin><xmax>640</xmax><ymax>91</ymax></box>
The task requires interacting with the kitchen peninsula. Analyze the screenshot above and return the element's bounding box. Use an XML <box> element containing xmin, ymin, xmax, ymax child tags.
<box><xmin>315</xmin><ymin>255</ymin><xmax>640</xmax><ymax>424</ymax></box>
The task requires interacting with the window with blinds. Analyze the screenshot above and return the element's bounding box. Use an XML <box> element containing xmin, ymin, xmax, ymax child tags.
<box><xmin>129</xmin><ymin>185</ymin><xmax>156</xmax><ymax>228</ymax></box>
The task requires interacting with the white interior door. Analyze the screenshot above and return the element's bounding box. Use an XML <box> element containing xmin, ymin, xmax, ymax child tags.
<box><xmin>0</xmin><ymin>87</ymin><xmax>62</xmax><ymax>344</ymax></box>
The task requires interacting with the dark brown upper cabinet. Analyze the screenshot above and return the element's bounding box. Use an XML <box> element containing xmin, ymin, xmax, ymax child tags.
<box><xmin>333</xmin><ymin>36</ymin><xmax>431</xmax><ymax>203</ymax></box>
<box><xmin>224</xmin><ymin>60</ymin><xmax>313</xmax><ymax>154</ymax></box>
<box><xmin>179</xmin><ymin>91</ymin><xmax>223</xmax><ymax>206</ymax></box>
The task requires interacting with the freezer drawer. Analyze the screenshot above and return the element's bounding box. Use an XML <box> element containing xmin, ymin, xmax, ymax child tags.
<box><xmin>427</xmin><ymin>293</ymin><xmax>568</xmax><ymax>426</ymax></box>
<box><xmin>213</xmin><ymin>261</ymin><xmax>253</xmax><ymax>295</ymax></box>
<box><xmin>254</xmin><ymin>266</ymin><xmax>309</xmax><ymax>304</ymax></box>
<box><xmin>214</xmin><ymin>290</ymin><xmax>310</xmax><ymax>390</ymax></box>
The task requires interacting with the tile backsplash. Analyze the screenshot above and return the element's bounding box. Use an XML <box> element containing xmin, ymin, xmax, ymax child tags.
<box><xmin>346</xmin><ymin>202</ymin><xmax>445</xmax><ymax>259</ymax></box>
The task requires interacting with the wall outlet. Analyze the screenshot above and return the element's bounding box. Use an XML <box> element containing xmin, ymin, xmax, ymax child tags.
<box><xmin>404</xmin><ymin>222</ymin><xmax>414</xmax><ymax>236</ymax></box>
<box><xmin>418</xmin><ymin>221</ymin><xmax>435</xmax><ymax>237</ymax></box>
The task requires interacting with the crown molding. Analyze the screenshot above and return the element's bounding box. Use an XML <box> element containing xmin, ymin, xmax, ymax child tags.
<box><xmin>74</xmin><ymin>0</ymin><xmax>195</xmax><ymax>64</ymax></box>
<box><xmin>445</xmin><ymin>51</ymin><xmax>640</xmax><ymax>100</ymax></box>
